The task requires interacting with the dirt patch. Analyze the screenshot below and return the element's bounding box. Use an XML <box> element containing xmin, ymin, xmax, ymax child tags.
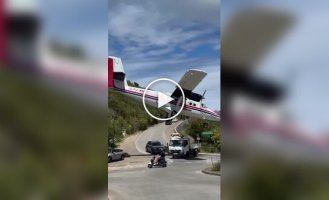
<box><xmin>108</xmin><ymin>156</ymin><xmax>152</xmax><ymax>171</ymax></box>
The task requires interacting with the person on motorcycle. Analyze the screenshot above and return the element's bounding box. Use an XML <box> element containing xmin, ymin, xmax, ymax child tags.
<box><xmin>154</xmin><ymin>150</ymin><xmax>165</xmax><ymax>165</ymax></box>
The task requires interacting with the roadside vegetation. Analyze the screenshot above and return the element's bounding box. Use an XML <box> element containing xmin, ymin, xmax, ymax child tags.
<box><xmin>183</xmin><ymin>119</ymin><xmax>220</xmax><ymax>153</ymax></box>
<box><xmin>0</xmin><ymin>69</ymin><xmax>105</xmax><ymax>199</ymax></box>
<box><xmin>211</xmin><ymin>161</ymin><xmax>220</xmax><ymax>171</ymax></box>
<box><xmin>108</xmin><ymin>89</ymin><xmax>166</xmax><ymax>148</ymax></box>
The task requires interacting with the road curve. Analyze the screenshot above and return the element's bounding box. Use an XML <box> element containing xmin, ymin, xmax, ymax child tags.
<box><xmin>119</xmin><ymin>121</ymin><xmax>181</xmax><ymax>155</ymax></box>
<box><xmin>110</xmin><ymin>122</ymin><xmax>220</xmax><ymax>200</ymax></box>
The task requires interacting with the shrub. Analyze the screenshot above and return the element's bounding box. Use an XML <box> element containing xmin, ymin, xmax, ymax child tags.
<box><xmin>212</xmin><ymin>162</ymin><xmax>220</xmax><ymax>171</ymax></box>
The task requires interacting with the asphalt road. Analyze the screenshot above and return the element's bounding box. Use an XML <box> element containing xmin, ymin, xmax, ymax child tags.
<box><xmin>135</xmin><ymin>122</ymin><xmax>168</xmax><ymax>154</ymax></box>
<box><xmin>110</xmin><ymin>121</ymin><xmax>220</xmax><ymax>200</ymax></box>
<box><xmin>108</xmin><ymin>155</ymin><xmax>220</xmax><ymax>200</ymax></box>
<box><xmin>119</xmin><ymin>121</ymin><xmax>180</xmax><ymax>155</ymax></box>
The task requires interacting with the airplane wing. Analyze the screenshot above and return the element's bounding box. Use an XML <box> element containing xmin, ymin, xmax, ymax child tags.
<box><xmin>222</xmin><ymin>8</ymin><xmax>294</xmax><ymax>71</ymax></box>
<box><xmin>171</xmin><ymin>69</ymin><xmax>207</xmax><ymax>101</ymax></box>
<box><xmin>178</xmin><ymin>69</ymin><xmax>207</xmax><ymax>91</ymax></box>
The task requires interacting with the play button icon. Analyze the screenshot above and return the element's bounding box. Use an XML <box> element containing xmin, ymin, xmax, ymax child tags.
<box><xmin>157</xmin><ymin>92</ymin><xmax>174</xmax><ymax>108</ymax></box>
<box><xmin>142</xmin><ymin>78</ymin><xmax>185</xmax><ymax>121</ymax></box>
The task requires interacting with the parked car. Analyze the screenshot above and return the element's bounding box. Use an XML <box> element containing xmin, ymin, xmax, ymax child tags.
<box><xmin>108</xmin><ymin>148</ymin><xmax>125</xmax><ymax>162</ymax></box>
<box><xmin>113</xmin><ymin>148</ymin><xmax>130</xmax><ymax>157</ymax></box>
<box><xmin>145</xmin><ymin>141</ymin><xmax>165</xmax><ymax>155</ymax></box>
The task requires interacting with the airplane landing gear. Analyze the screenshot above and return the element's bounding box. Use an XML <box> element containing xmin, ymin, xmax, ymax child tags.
<box><xmin>165</xmin><ymin>120</ymin><xmax>172</xmax><ymax>125</ymax></box>
<box><xmin>165</xmin><ymin>111</ymin><xmax>177</xmax><ymax>125</ymax></box>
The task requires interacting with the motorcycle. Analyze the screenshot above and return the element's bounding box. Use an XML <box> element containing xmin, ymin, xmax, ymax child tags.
<box><xmin>148</xmin><ymin>156</ymin><xmax>167</xmax><ymax>168</ymax></box>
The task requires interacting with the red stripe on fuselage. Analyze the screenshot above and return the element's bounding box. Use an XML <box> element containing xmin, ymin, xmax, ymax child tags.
<box><xmin>113</xmin><ymin>86</ymin><xmax>219</xmax><ymax>118</ymax></box>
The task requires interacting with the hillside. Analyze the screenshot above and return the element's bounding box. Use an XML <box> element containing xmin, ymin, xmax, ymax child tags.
<box><xmin>108</xmin><ymin>89</ymin><xmax>166</xmax><ymax>147</ymax></box>
<box><xmin>0</xmin><ymin>68</ymin><xmax>106</xmax><ymax>199</ymax></box>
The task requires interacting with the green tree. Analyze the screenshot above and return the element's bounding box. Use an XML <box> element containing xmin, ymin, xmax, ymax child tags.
<box><xmin>183</xmin><ymin>119</ymin><xmax>220</xmax><ymax>152</ymax></box>
<box><xmin>108</xmin><ymin>89</ymin><xmax>165</xmax><ymax>148</ymax></box>
<box><xmin>108</xmin><ymin>120</ymin><xmax>122</xmax><ymax>148</ymax></box>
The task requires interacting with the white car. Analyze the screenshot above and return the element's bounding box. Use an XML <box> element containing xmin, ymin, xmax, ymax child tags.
<box><xmin>108</xmin><ymin>148</ymin><xmax>125</xmax><ymax>162</ymax></box>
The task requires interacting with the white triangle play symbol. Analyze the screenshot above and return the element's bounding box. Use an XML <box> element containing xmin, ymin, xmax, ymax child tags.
<box><xmin>158</xmin><ymin>92</ymin><xmax>174</xmax><ymax>108</ymax></box>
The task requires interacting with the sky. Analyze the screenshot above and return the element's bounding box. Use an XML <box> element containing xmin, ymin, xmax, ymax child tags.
<box><xmin>222</xmin><ymin>0</ymin><xmax>329</xmax><ymax>133</ymax></box>
<box><xmin>108</xmin><ymin>0</ymin><xmax>221</xmax><ymax>111</ymax></box>
<box><xmin>39</xmin><ymin>0</ymin><xmax>329</xmax><ymax>132</ymax></box>
<box><xmin>40</xmin><ymin>0</ymin><xmax>108</xmax><ymax>60</ymax></box>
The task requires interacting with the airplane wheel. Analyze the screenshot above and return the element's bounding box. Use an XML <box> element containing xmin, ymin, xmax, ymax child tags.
<box><xmin>203</xmin><ymin>122</ymin><xmax>208</xmax><ymax>128</ymax></box>
<box><xmin>171</xmin><ymin>111</ymin><xmax>177</xmax><ymax>117</ymax></box>
<box><xmin>165</xmin><ymin>120</ymin><xmax>172</xmax><ymax>125</ymax></box>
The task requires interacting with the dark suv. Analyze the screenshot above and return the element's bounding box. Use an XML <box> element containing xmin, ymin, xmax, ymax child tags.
<box><xmin>145</xmin><ymin>141</ymin><xmax>165</xmax><ymax>155</ymax></box>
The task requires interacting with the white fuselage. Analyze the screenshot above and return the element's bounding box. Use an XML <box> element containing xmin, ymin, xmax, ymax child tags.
<box><xmin>113</xmin><ymin>79</ymin><xmax>220</xmax><ymax>122</ymax></box>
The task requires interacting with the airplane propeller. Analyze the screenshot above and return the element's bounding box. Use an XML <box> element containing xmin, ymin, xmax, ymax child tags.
<box><xmin>201</xmin><ymin>90</ymin><xmax>207</xmax><ymax>101</ymax></box>
<box><xmin>200</xmin><ymin>90</ymin><xmax>207</xmax><ymax>107</ymax></box>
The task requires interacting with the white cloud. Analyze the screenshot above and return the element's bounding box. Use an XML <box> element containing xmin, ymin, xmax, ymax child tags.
<box><xmin>108</xmin><ymin>0</ymin><xmax>220</xmax><ymax>57</ymax></box>
<box><xmin>109</xmin><ymin>0</ymin><xmax>221</xmax><ymax>110</ymax></box>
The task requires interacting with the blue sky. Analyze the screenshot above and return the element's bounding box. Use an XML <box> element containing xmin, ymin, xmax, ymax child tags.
<box><xmin>41</xmin><ymin>0</ymin><xmax>108</xmax><ymax>59</ymax></box>
<box><xmin>40</xmin><ymin>0</ymin><xmax>329</xmax><ymax>132</ymax></box>
<box><xmin>222</xmin><ymin>0</ymin><xmax>329</xmax><ymax>133</ymax></box>
<box><xmin>108</xmin><ymin>0</ymin><xmax>221</xmax><ymax>111</ymax></box>
<box><xmin>39</xmin><ymin>0</ymin><xmax>329</xmax><ymax>132</ymax></box>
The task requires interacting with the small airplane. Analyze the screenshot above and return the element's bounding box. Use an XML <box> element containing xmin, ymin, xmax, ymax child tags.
<box><xmin>108</xmin><ymin>56</ymin><xmax>220</xmax><ymax>125</ymax></box>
